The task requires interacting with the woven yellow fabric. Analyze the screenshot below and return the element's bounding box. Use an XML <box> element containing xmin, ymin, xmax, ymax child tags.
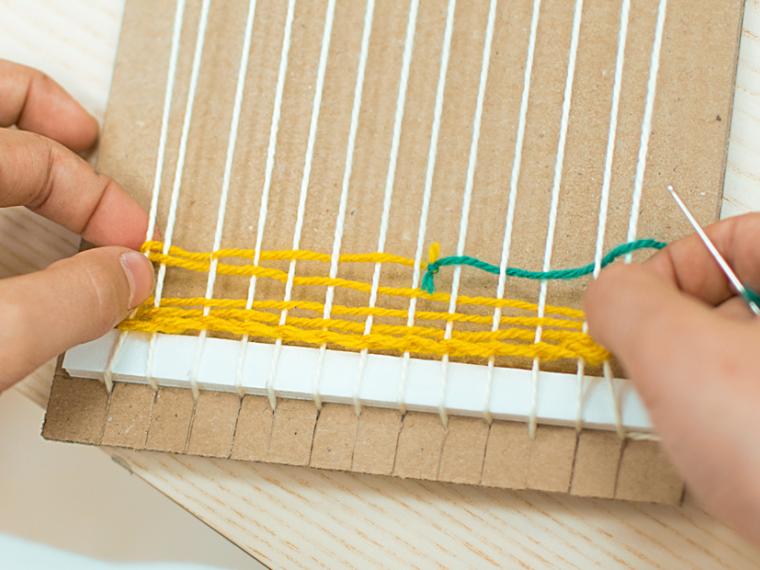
<box><xmin>120</xmin><ymin>241</ymin><xmax>610</xmax><ymax>365</ymax></box>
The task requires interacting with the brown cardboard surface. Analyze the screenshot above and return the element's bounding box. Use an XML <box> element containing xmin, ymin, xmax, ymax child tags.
<box><xmin>526</xmin><ymin>426</ymin><xmax>577</xmax><ymax>493</ymax></box>
<box><xmin>46</xmin><ymin>0</ymin><xmax>743</xmax><ymax>503</ymax></box>
<box><xmin>616</xmin><ymin>439</ymin><xmax>684</xmax><ymax>505</ymax></box>
<box><xmin>481</xmin><ymin>421</ymin><xmax>531</xmax><ymax>490</ymax></box>
<box><xmin>43</xmin><ymin>374</ymin><xmax>108</xmax><ymax>444</ymax></box>
<box><xmin>267</xmin><ymin>399</ymin><xmax>317</xmax><ymax>466</ymax></box>
<box><xmin>351</xmin><ymin>407</ymin><xmax>402</xmax><ymax>475</ymax></box>
<box><xmin>570</xmin><ymin>430</ymin><xmax>623</xmax><ymax>499</ymax></box>
<box><xmin>187</xmin><ymin>391</ymin><xmax>241</xmax><ymax>458</ymax></box>
<box><xmin>437</xmin><ymin>416</ymin><xmax>489</xmax><ymax>485</ymax></box>
<box><xmin>43</xmin><ymin>377</ymin><xmax>687</xmax><ymax>504</ymax></box>
<box><xmin>101</xmin><ymin>382</ymin><xmax>154</xmax><ymax>449</ymax></box>
<box><xmin>310</xmin><ymin>404</ymin><xmax>358</xmax><ymax>470</ymax></box>
<box><xmin>145</xmin><ymin>387</ymin><xmax>194</xmax><ymax>453</ymax></box>
<box><xmin>393</xmin><ymin>412</ymin><xmax>446</xmax><ymax>481</ymax></box>
<box><xmin>230</xmin><ymin>396</ymin><xmax>273</xmax><ymax>462</ymax></box>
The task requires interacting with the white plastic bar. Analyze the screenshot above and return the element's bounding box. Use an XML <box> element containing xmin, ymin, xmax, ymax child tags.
<box><xmin>64</xmin><ymin>331</ymin><xmax>652</xmax><ymax>432</ymax></box>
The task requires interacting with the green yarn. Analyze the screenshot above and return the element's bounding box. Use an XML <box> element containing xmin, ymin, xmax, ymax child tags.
<box><xmin>421</xmin><ymin>238</ymin><xmax>667</xmax><ymax>294</ymax></box>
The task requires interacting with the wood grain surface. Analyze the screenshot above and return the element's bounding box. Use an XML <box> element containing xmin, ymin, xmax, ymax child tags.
<box><xmin>2</xmin><ymin>0</ymin><xmax>760</xmax><ymax>567</ymax></box>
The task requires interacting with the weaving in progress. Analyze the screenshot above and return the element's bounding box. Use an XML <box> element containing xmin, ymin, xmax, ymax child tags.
<box><xmin>45</xmin><ymin>0</ymin><xmax>744</xmax><ymax>503</ymax></box>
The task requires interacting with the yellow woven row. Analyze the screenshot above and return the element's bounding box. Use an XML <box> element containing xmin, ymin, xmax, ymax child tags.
<box><xmin>140</xmin><ymin>241</ymin><xmax>586</xmax><ymax>320</ymax></box>
<box><xmin>153</xmin><ymin>297</ymin><xmax>585</xmax><ymax>330</ymax></box>
<box><xmin>121</xmin><ymin>241</ymin><xmax>608</xmax><ymax>364</ymax></box>
<box><xmin>122</xmin><ymin>310</ymin><xmax>609</xmax><ymax>364</ymax></box>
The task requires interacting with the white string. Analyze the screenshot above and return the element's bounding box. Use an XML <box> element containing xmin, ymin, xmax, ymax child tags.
<box><xmin>528</xmin><ymin>0</ymin><xmax>583</xmax><ymax>439</ymax></box>
<box><xmin>438</xmin><ymin>0</ymin><xmax>497</xmax><ymax>428</ymax></box>
<box><xmin>576</xmin><ymin>0</ymin><xmax>631</xmax><ymax>433</ymax></box>
<box><xmin>625</xmin><ymin>0</ymin><xmax>668</xmax><ymax>248</ymax></box>
<box><xmin>238</xmin><ymin>0</ymin><xmax>296</xmax><ymax>405</ymax></box>
<box><xmin>608</xmin><ymin>0</ymin><xmax>667</xmax><ymax>434</ymax></box>
<box><xmin>604</xmin><ymin>360</ymin><xmax>625</xmax><ymax>437</ymax></box>
<box><xmin>147</xmin><ymin>0</ymin><xmax>212</xmax><ymax>393</ymax></box>
<box><xmin>189</xmin><ymin>0</ymin><xmax>258</xmax><ymax>399</ymax></box>
<box><xmin>354</xmin><ymin>0</ymin><xmax>419</xmax><ymax>416</ymax></box>
<box><xmin>482</xmin><ymin>0</ymin><xmax>542</xmax><ymax>424</ymax></box>
<box><xmin>103</xmin><ymin>0</ymin><xmax>186</xmax><ymax>392</ymax></box>
<box><xmin>262</xmin><ymin>0</ymin><xmax>334</xmax><ymax>409</ymax></box>
<box><xmin>399</xmin><ymin>0</ymin><xmax>457</xmax><ymax>413</ymax></box>
<box><xmin>312</xmin><ymin>0</ymin><xmax>375</xmax><ymax>408</ymax></box>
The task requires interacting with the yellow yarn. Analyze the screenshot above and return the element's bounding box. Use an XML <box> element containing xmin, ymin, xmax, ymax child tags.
<box><xmin>140</xmin><ymin>241</ymin><xmax>585</xmax><ymax>319</ymax></box>
<box><xmin>122</xmin><ymin>241</ymin><xmax>609</xmax><ymax>365</ymax></box>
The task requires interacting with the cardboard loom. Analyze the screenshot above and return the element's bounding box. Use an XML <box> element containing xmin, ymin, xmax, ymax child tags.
<box><xmin>44</xmin><ymin>0</ymin><xmax>744</xmax><ymax>504</ymax></box>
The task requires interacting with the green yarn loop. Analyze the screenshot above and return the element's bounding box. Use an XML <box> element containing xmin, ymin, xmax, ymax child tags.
<box><xmin>421</xmin><ymin>238</ymin><xmax>667</xmax><ymax>294</ymax></box>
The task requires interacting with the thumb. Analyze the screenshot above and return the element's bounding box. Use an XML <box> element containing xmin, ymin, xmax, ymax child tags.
<box><xmin>585</xmin><ymin>260</ymin><xmax>760</xmax><ymax>543</ymax></box>
<box><xmin>583</xmin><ymin>262</ymin><xmax>744</xmax><ymax>411</ymax></box>
<box><xmin>0</xmin><ymin>247</ymin><xmax>153</xmax><ymax>389</ymax></box>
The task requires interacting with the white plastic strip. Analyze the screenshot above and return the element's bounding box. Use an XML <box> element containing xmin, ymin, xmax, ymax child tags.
<box><xmin>64</xmin><ymin>330</ymin><xmax>652</xmax><ymax>432</ymax></box>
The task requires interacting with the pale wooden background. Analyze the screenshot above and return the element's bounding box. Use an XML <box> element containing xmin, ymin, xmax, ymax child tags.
<box><xmin>1</xmin><ymin>0</ymin><xmax>760</xmax><ymax>567</ymax></box>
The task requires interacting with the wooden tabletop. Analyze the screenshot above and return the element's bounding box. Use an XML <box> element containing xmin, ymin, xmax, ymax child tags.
<box><xmin>2</xmin><ymin>0</ymin><xmax>760</xmax><ymax>566</ymax></box>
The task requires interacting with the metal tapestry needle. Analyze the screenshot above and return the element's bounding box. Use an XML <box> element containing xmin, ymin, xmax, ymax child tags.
<box><xmin>666</xmin><ymin>184</ymin><xmax>760</xmax><ymax>316</ymax></box>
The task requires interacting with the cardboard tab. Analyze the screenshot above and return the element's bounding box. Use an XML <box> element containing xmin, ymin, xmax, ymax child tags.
<box><xmin>526</xmin><ymin>426</ymin><xmax>577</xmax><ymax>493</ymax></box>
<box><xmin>615</xmin><ymin>439</ymin><xmax>684</xmax><ymax>505</ymax></box>
<box><xmin>145</xmin><ymin>387</ymin><xmax>194</xmax><ymax>453</ymax></box>
<box><xmin>393</xmin><ymin>412</ymin><xmax>446</xmax><ymax>480</ymax></box>
<box><xmin>310</xmin><ymin>404</ymin><xmax>358</xmax><ymax>470</ymax></box>
<box><xmin>231</xmin><ymin>395</ymin><xmax>274</xmax><ymax>462</ymax></box>
<box><xmin>481</xmin><ymin>421</ymin><xmax>531</xmax><ymax>489</ymax></box>
<box><xmin>187</xmin><ymin>391</ymin><xmax>241</xmax><ymax>458</ymax></box>
<box><xmin>437</xmin><ymin>416</ymin><xmax>489</xmax><ymax>485</ymax></box>
<box><xmin>570</xmin><ymin>430</ymin><xmax>623</xmax><ymax>498</ymax></box>
<box><xmin>267</xmin><ymin>399</ymin><xmax>317</xmax><ymax>466</ymax></box>
<box><xmin>101</xmin><ymin>383</ymin><xmax>154</xmax><ymax>449</ymax></box>
<box><xmin>43</xmin><ymin>374</ymin><xmax>108</xmax><ymax>445</ymax></box>
<box><xmin>351</xmin><ymin>408</ymin><xmax>402</xmax><ymax>475</ymax></box>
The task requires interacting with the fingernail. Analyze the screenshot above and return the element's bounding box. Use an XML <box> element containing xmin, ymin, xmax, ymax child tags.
<box><xmin>120</xmin><ymin>251</ymin><xmax>154</xmax><ymax>309</ymax></box>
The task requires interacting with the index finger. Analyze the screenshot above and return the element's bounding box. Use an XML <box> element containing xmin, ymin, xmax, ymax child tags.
<box><xmin>0</xmin><ymin>59</ymin><xmax>98</xmax><ymax>152</ymax></box>
<box><xmin>645</xmin><ymin>212</ymin><xmax>760</xmax><ymax>307</ymax></box>
<box><xmin>0</xmin><ymin>128</ymin><xmax>147</xmax><ymax>249</ymax></box>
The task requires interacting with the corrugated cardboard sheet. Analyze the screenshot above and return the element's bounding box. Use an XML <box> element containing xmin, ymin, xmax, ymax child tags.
<box><xmin>44</xmin><ymin>0</ymin><xmax>744</xmax><ymax>504</ymax></box>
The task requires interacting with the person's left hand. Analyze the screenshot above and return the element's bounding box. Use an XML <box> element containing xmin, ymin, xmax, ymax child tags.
<box><xmin>0</xmin><ymin>60</ymin><xmax>154</xmax><ymax>390</ymax></box>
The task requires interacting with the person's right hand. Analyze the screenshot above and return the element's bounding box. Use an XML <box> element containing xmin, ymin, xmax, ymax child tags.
<box><xmin>585</xmin><ymin>213</ymin><xmax>760</xmax><ymax>544</ymax></box>
<box><xmin>0</xmin><ymin>60</ymin><xmax>154</xmax><ymax>390</ymax></box>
